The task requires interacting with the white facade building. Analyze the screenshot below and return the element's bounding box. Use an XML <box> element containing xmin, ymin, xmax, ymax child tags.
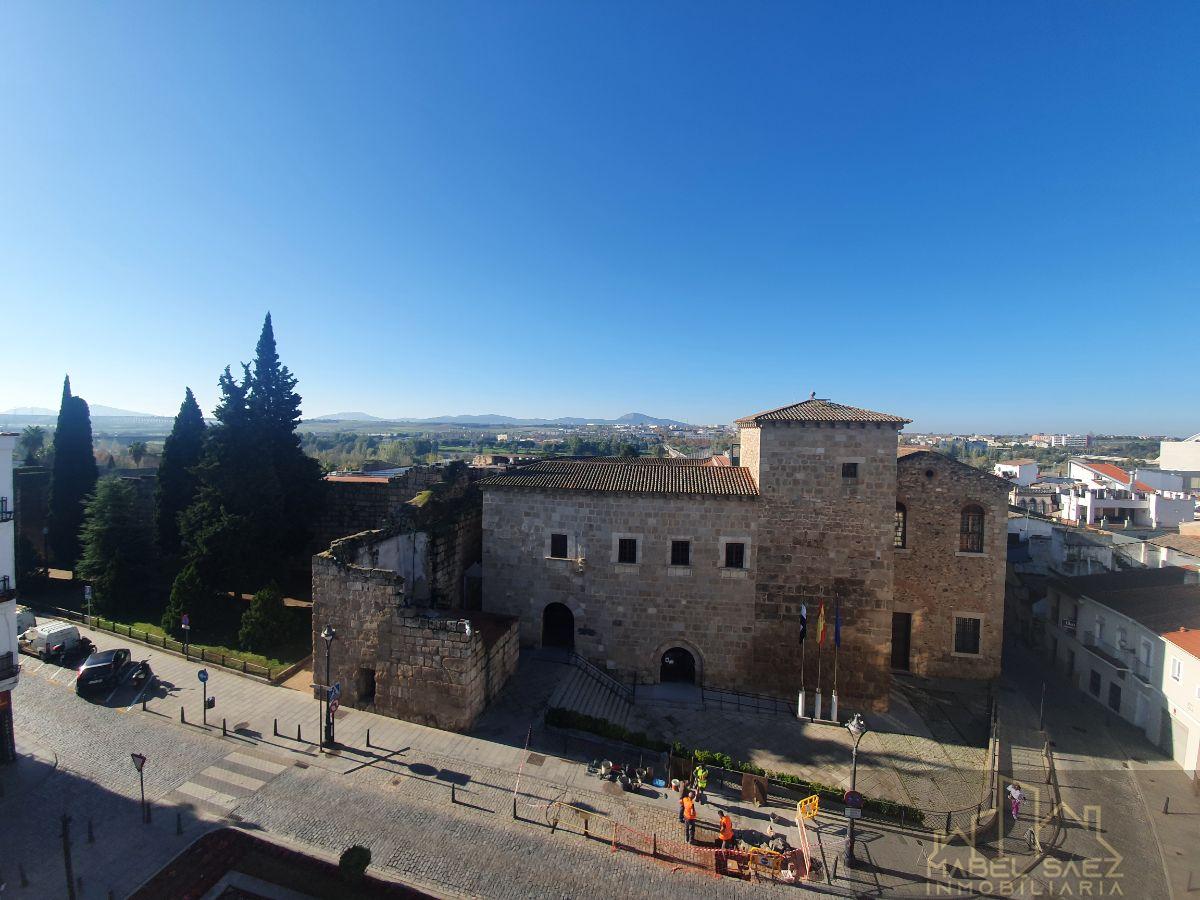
<box><xmin>994</xmin><ymin>459</ymin><xmax>1038</xmax><ymax>487</ymax></box>
<box><xmin>1058</xmin><ymin>459</ymin><xmax>1196</xmax><ymax>529</ymax></box>
<box><xmin>1159</xmin><ymin>433</ymin><xmax>1200</xmax><ymax>473</ymax></box>
<box><xmin>1</xmin><ymin>432</ymin><xmax>19</xmax><ymax>763</ymax></box>
<box><xmin>1045</xmin><ymin>567</ymin><xmax>1200</xmax><ymax>779</ymax></box>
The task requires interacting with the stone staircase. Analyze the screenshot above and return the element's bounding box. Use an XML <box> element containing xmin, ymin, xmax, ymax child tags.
<box><xmin>547</xmin><ymin>659</ymin><xmax>634</xmax><ymax>728</ymax></box>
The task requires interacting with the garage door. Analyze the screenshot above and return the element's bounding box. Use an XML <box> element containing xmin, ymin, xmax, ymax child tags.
<box><xmin>1170</xmin><ymin>717</ymin><xmax>1190</xmax><ymax>769</ymax></box>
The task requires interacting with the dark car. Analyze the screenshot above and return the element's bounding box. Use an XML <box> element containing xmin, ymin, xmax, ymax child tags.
<box><xmin>75</xmin><ymin>648</ymin><xmax>133</xmax><ymax>695</ymax></box>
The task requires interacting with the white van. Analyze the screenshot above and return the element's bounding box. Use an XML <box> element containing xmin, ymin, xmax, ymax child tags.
<box><xmin>15</xmin><ymin>605</ymin><xmax>37</xmax><ymax>636</ymax></box>
<box><xmin>19</xmin><ymin>621</ymin><xmax>83</xmax><ymax>661</ymax></box>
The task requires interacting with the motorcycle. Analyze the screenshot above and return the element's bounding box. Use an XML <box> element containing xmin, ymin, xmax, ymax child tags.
<box><xmin>130</xmin><ymin>660</ymin><xmax>153</xmax><ymax>689</ymax></box>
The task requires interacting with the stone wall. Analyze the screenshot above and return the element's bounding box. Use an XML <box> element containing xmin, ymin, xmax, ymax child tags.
<box><xmin>312</xmin><ymin>538</ymin><xmax>518</xmax><ymax>732</ymax></box>
<box><xmin>744</xmin><ymin>420</ymin><xmax>903</xmax><ymax>710</ymax></box>
<box><xmin>894</xmin><ymin>452</ymin><xmax>1009</xmax><ymax>680</ymax></box>
<box><xmin>483</xmin><ymin>488</ymin><xmax>759</xmax><ymax>686</ymax></box>
<box><xmin>309</xmin><ymin>467</ymin><xmax>446</xmax><ymax>556</ymax></box>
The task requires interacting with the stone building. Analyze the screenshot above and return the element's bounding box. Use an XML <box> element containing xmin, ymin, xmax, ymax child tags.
<box><xmin>480</xmin><ymin>398</ymin><xmax>1010</xmax><ymax>712</ymax></box>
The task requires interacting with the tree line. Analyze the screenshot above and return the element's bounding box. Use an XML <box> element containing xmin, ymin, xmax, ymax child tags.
<box><xmin>43</xmin><ymin>314</ymin><xmax>323</xmax><ymax>652</ymax></box>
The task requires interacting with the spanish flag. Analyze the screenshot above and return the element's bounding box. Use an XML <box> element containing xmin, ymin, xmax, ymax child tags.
<box><xmin>816</xmin><ymin>602</ymin><xmax>827</xmax><ymax>646</ymax></box>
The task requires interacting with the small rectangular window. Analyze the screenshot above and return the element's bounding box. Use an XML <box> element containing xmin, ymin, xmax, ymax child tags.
<box><xmin>549</xmin><ymin>533</ymin><xmax>568</xmax><ymax>559</ymax></box>
<box><xmin>1171</xmin><ymin>658</ymin><xmax>1182</xmax><ymax>681</ymax></box>
<box><xmin>953</xmin><ymin>616</ymin><xmax>981</xmax><ymax>655</ymax></box>
<box><xmin>724</xmin><ymin>542</ymin><xmax>745</xmax><ymax>569</ymax></box>
<box><xmin>670</xmin><ymin>540</ymin><xmax>691</xmax><ymax>567</ymax></box>
<box><xmin>841</xmin><ymin>462</ymin><xmax>859</xmax><ymax>479</ymax></box>
<box><xmin>618</xmin><ymin>538</ymin><xmax>638</xmax><ymax>565</ymax></box>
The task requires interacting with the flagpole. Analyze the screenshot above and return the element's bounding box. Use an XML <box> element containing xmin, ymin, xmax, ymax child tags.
<box><xmin>815</xmin><ymin>640</ymin><xmax>823</xmax><ymax>721</ymax></box>
<box><xmin>832</xmin><ymin>598</ymin><xmax>840</xmax><ymax>722</ymax></box>
<box><xmin>798</xmin><ymin>638</ymin><xmax>806</xmax><ymax>719</ymax></box>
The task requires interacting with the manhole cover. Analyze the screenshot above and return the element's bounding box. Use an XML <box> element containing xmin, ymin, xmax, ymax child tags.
<box><xmin>526</xmin><ymin>753</ymin><xmax>546</xmax><ymax>767</ymax></box>
<box><xmin>293</xmin><ymin>761</ymin><xmax>309</xmax><ymax>769</ymax></box>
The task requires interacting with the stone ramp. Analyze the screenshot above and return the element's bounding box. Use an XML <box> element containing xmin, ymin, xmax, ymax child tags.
<box><xmin>548</xmin><ymin>664</ymin><xmax>633</xmax><ymax>728</ymax></box>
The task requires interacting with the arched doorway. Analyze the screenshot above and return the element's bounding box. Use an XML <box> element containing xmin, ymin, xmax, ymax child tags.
<box><xmin>660</xmin><ymin>647</ymin><xmax>696</xmax><ymax>684</ymax></box>
<box><xmin>542</xmin><ymin>602</ymin><xmax>575</xmax><ymax>650</ymax></box>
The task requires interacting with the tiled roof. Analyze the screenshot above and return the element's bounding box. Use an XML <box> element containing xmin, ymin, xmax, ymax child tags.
<box><xmin>1078</xmin><ymin>584</ymin><xmax>1200</xmax><ymax>637</ymax></box>
<box><xmin>1049</xmin><ymin>566</ymin><xmax>1192</xmax><ymax>599</ymax></box>
<box><xmin>735</xmin><ymin>398</ymin><xmax>910</xmax><ymax>426</ymax></box>
<box><xmin>1001</xmin><ymin>459</ymin><xmax>1036</xmax><ymax>466</ymax></box>
<box><xmin>1163</xmin><ymin>627</ymin><xmax>1200</xmax><ymax>660</ymax></box>
<box><xmin>1149</xmin><ymin>533</ymin><xmax>1200</xmax><ymax>558</ymax></box>
<box><xmin>479</xmin><ymin>459</ymin><xmax>758</xmax><ymax>496</ymax></box>
<box><xmin>562</xmin><ymin>456</ymin><xmax>715</xmax><ymax>466</ymax></box>
<box><xmin>895</xmin><ymin>447</ymin><xmax>1012</xmax><ymax>489</ymax></box>
<box><xmin>1075</xmin><ymin>460</ymin><xmax>1154</xmax><ymax>492</ymax></box>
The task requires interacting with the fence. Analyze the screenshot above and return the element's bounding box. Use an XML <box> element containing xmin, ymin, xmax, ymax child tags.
<box><xmin>700</xmin><ymin>687</ymin><xmax>792</xmax><ymax>716</ymax></box>
<box><xmin>37</xmin><ymin>605</ymin><xmax>291</xmax><ymax>680</ymax></box>
<box><xmin>566</xmin><ymin>651</ymin><xmax>635</xmax><ymax>705</ymax></box>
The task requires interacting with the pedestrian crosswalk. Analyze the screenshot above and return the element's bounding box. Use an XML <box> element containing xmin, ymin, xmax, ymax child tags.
<box><xmin>167</xmin><ymin>748</ymin><xmax>289</xmax><ymax>818</ymax></box>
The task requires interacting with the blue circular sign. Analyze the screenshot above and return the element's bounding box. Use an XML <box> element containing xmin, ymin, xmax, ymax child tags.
<box><xmin>197</xmin><ymin>669</ymin><xmax>208</xmax><ymax>683</ymax></box>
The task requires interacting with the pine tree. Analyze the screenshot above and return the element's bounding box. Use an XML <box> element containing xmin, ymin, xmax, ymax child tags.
<box><xmin>238</xmin><ymin>582</ymin><xmax>287</xmax><ymax>652</ymax></box>
<box><xmin>75</xmin><ymin>477</ymin><xmax>157</xmax><ymax>617</ymax></box>
<box><xmin>47</xmin><ymin>376</ymin><xmax>99</xmax><ymax>569</ymax></box>
<box><xmin>155</xmin><ymin>387</ymin><xmax>207</xmax><ymax>565</ymax></box>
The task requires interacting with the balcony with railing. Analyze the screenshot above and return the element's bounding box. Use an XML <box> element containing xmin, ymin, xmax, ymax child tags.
<box><xmin>0</xmin><ymin>496</ymin><xmax>12</xmax><ymax>523</ymax></box>
<box><xmin>1081</xmin><ymin>631</ymin><xmax>1154</xmax><ymax>684</ymax></box>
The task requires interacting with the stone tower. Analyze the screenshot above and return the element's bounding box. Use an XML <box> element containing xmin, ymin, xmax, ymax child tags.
<box><xmin>736</xmin><ymin>398</ymin><xmax>909</xmax><ymax>710</ymax></box>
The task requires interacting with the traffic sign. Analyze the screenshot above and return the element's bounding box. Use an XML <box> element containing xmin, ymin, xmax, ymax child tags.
<box><xmin>329</xmin><ymin>681</ymin><xmax>342</xmax><ymax>702</ymax></box>
<box><xmin>181</xmin><ymin>613</ymin><xmax>190</xmax><ymax>629</ymax></box>
<box><xmin>844</xmin><ymin>790</ymin><xmax>863</xmax><ymax>810</ymax></box>
<box><xmin>197</xmin><ymin>669</ymin><xmax>208</xmax><ymax>683</ymax></box>
<box><xmin>83</xmin><ymin>586</ymin><xmax>93</xmax><ymax>600</ymax></box>
<box><xmin>844</xmin><ymin>807</ymin><xmax>862</xmax><ymax>820</ymax></box>
<box><xmin>130</xmin><ymin>753</ymin><xmax>146</xmax><ymax>772</ymax></box>
<box><xmin>328</xmin><ymin>698</ymin><xmax>340</xmax><ymax>717</ymax></box>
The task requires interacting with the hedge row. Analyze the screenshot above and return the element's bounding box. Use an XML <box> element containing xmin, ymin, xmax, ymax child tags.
<box><xmin>544</xmin><ymin>708</ymin><xmax>670</xmax><ymax>752</ymax></box>
<box><xmin>672</xmin><ymin>741</ymin><xmax>926</xmax><ymax>826</ymax></box>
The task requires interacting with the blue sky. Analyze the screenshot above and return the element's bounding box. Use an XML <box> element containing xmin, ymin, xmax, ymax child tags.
<box><xmin>2</xmin><ymin>3</ymin><xmax>1196</xmax><ymax>434</ymax></box>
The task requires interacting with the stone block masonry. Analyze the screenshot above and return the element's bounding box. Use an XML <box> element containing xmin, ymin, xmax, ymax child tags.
<box><xmin>313</xmin><ymin>534</ymin><xmax>518</xmax><ymax>732</ymax></box>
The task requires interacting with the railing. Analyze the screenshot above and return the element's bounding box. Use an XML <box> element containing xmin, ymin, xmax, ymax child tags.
<box><xmin>36</xmin><ymin>604</ymin><xmax>292</xmax><ymax>680</ymax></box>
<box><xmin>701</xmin><ymin>687</ymin><xmax>792</xmax><ymax>716</ymax></box>
<box><xmin>568</xmin><ymin>651</ymin><xmax>634</xmax><ymax>705</ymax></box>
<box><xmin>1080</xmin><ymin>631</ymin><xmax>1131</xmax><ymax>669</ymax></box>
<box><xmin>0</xmin><ymin>651</ymin><xmax>18</xmax><ymax>681</ymax></box>
<box><xmin>0</xmin><ymin>575</ymin><xmax>11</xmax><ymax>595</ymax></box>
<box><xmin>0</xmin><ymin>497</ymin><xmax>12</xmax><ymax>523</ymax></box>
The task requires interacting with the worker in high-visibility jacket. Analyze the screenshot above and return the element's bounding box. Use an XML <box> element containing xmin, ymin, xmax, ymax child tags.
<box><xmin>679</xmin><ymin>791</ymin><xmax>699</xmax><ymax>844</ymax></box>
<box><xmin>717</xmin><ymin>810</ymin><xmax>735</xmax><ymax>849</ymax></box>
<box><xmin>692</xmin><ymin>764</ymin><xmax>709</xmax><ymax>804</ymax></box>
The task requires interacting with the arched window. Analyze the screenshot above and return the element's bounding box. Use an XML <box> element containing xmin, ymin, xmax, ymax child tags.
<box><xmin>960</xmin><ymin>504</ymin><xmax>985</xmax><ymax>553</ymax></box>
<box><xmin>894</xmin><ymin>503</ymin><xmax>907</xmax><ymax>548</ymax></box>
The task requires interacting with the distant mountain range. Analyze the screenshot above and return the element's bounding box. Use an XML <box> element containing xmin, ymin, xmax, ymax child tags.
<box><xmin>308</xmin><ymin>411</ymin><xmax>693</xmax><ymax>427</ymax></box>
<box><xmin>2</xmin><ymin>405</ymin><xmax>167</xmax><ymax>418</ymax></box>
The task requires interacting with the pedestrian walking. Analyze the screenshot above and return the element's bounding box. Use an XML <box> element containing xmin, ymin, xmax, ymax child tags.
<box><xmin>1007</xmin><ymin>783</ymin><xmax>1024</xmax><ymax>821</ymax></box>
<box><xmin>717</xmin><ymin>810</ymin><xmax>735</xmax><ymax>850</ymax></box>
<box><xmin>680</xmin><ymin>791</ymin><xmax>698</xmax><ymax>844</ymax></box>
<box><xmin>692</xmin><ymin>763</ymin><xmax>709</xmax><ymax>804</ymax></box>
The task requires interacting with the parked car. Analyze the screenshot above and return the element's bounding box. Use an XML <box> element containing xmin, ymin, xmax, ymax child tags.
<box><xmin>19</xmin><ymin>621</ymin><xmax>90</xmax><ymax>662</ymax></box>
<box><xmin>75</xmin><ymin>648</ymin><xmax>133</xmax><ymax>695</ymax></box>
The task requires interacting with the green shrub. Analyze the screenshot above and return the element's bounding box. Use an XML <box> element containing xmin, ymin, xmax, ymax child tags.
<box><xmin>338</xmin><ymin>845</ymin><xmax>371</xmax><ymax>883</ymax></box>
<box><xmin>544</xmin><ymin>708</ymin><xmax>669</xmax><ymax>752</ymax></box>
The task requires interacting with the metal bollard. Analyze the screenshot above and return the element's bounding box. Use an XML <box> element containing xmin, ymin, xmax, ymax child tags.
<box><xmin>512</xmin><ymin>797</ymin><xmax>518</xmax><ymax>819</ymax></box>
<box><xmin>222</xmin><ymin>718</ymin><xmax>227</xmax><ymax>737</ymax></box>
<box><xmin>180</xmin><ymin>706</ymin><xmax>185</xmax><ymax>723</ymax></box>
<box><xmin>273</xmin><ymin>718</ymin><xmax>278</xmax><ymax>737</ymax></box>
<box><xmin>142</xmin><ymin>696</ymin><xmax>147</xmax><ymax>711</ymax></box>
<box><xmin>367</xmin><ymin>727</ymin><xmax>371</xmax><ymax>748</ymax></box>
<box><xmin>652</xmin><ymin>832</ymin><xmax>657</xmax><ymax>857</ymax></box>
<box><xmin>297</xmin><ymin>723</ymin><xmax>302</xmax><ymax>741</ymax></box>
<box><xmin>451</xmin><ymin>784</ymin><xmax>456</xmax><ymax>804</ymax></box>
<box><xmin>945</xmin><ymin>811</ymin><xmax>952</xmax><ymax>833</ymax></box>
<box><xmin>1163</xmin><ymin>796</ymin><xmax>1170</xmax><ymax>814</ymax></box>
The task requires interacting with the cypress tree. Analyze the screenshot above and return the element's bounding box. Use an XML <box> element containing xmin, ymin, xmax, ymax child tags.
<box><xmin>76</xmin><ymin>477</ymin><xmax>157</xmax><ymax>618</ymax></box>
<box><xmin>47</xmin><ymin>376</ymin><xmax>99</xmax><ymax>569</ymax></box>
<box><xmin>155</xmin><ymin>387</ymin><xmax>207</xmax><ymax>564</ymax></box>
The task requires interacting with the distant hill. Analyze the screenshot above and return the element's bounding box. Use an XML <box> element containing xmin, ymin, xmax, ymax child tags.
<box><xmin>2</xmin><ymin>404</ymin><xmax>165</xmax><ymax>418</ymax></box>
<box><xmin>310</xmin><ymin>412</ymin><xmax>383</xmax><ymax>421</ymax></box>
<box><xmin>408</xmin><ymin>412</ymin><xmax>692</xmax><ymax>427</ymax></box>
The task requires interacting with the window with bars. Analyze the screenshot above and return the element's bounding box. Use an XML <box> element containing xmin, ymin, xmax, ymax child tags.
<box><xmin>841</xmin><ymin>462</ymin><xmax>859</xmax><ymax>480</ymax></box>
<box><xmin>953</xmin><ymin>616</ymin><xmax>982</xmax><ymax>655</ymax></box>
<box><xmin>894</xmin><ymin>503</ymin><xmax>907</xmax><ymax>548</ymax></box>
<box><xmin>670</xmin><ymin>540</ymin><xmax>691</xmax><ymax>566</ymax></box>
<box><xmin>617</xmin><ymin>538</ymin><xmax>638</xmax><ymax>565</ymax></box>
<box><xmin>549</xmin><ymin>533</ymin><xmax>568</xmax><ymax>559</ymax></box>
<box><xmin>724</xmin><ymin>542</ymin><xmax>746</xmax><ymax>569</ymax></box>
<box><xmin>959</xmin><ymin>505</ymin><xmax>985</xmax><ymax>553</ymax></box>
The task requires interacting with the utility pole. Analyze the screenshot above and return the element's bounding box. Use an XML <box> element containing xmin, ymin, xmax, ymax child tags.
<box><xmin>61</xmin><ymin>814</ymin><xmax>77</xmax><ymax>900</ymax></box>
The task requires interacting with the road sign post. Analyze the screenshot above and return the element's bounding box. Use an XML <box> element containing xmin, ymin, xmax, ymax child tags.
<box><xmin>83</xmin><ymin>585</ymin><xmax>93</xmax><ymax>622</ymax></box>
<box><xmin>326</xmin><ymin>681</ymin><xmax>341</xmax><ymax>745</ymax></box>
<box><xmin>131</xmin><ymin>753</ymin><xmax>148</xmax><ymax>823</ymax></box>
<box><xmin>181</xmin><ymin>613</ymin><xmax>191</xmax><ymax>656</ymax></box>
<box><xmin>197</xmin><ymin>669</ymin><xmax>209</xmax><ymax>726</ymax></box>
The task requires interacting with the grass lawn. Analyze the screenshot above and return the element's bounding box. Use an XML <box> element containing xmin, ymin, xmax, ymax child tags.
<box><xmin>125</xmin><ymin>618</ymin><xmax>310</xmax><ymax>671</ymax></box>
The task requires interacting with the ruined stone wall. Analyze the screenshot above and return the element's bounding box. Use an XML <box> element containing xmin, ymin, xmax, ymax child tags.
<box><xmin>309</xmin><ymin>467</ymin><xmax>445</xmax><ymax>554</ymax></box>
<box><xmin>894</xmin><ymin>453</ymin><xmax>1008</xmax><ymax>680</ymax></box>
<box><xmin>483</xmin><ymin>488</ymin><xmax>759</xmax><ymax>686</ymax></box>
<box><xmin>741</xmin><ymin>420</ymin><xmax>902</xmax><ymax>710</ymax></box>
<box><xmin>312</xmin><ymin>544</ymin><xmax>517</xmax><ymax>731</ymax></box>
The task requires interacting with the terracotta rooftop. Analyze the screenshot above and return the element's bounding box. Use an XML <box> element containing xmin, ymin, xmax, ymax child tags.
<box><xmin>735</xmin><ymin>398</ymin><xmax>910</xmax><ymax>426</ymax></box>
<box><xmin>1149</xmin><ymin>533</ymin><xmax>1200</xmax><ymax>558</ymax></box>
<box><xmin>479</xmin><ymin>458</ymin><xmax>758</xmax><ymax>497</ymax></box>
<box><xmin>1075</xmin><ymin>460</ymin><xmax>1155</xmax><ymax>493</ymax></box>
<box><xmin>1050</xmin><ymin>566</ymin><xmax>1191</xmax><ymax>599</ymax></box>
<box><xmin>1163</xmin><ymin>627</ymin><xmax>1200</xmax><ymax>660</ymax></box>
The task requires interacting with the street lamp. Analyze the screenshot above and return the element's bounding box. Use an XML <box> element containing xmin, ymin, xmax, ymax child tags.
<box><xmin>321</xmin><ymin>625</ymin><xmax>337</xmax><ymax>747</ymax></box>
<box><xmin>844</xmin><ymin>712</ymin><xmax>868</xmax><ymax>869</ymax></box>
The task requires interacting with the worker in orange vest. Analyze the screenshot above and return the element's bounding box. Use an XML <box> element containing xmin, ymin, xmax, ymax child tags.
<box><xmin>679</xmin><ymin>791</ymin><xmax>699</xmax><ymax>844</ymax></box>
<box><xmin>717</xmin><ymin>810</ymin><xmax>735</xmax><ymax>849</ymax></box>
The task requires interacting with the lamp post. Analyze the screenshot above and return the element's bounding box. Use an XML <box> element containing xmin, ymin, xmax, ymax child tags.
<box><xmin>844</xmin><ymin>712</ymin><xmax>868</xmax><ymax>869</ymax></box>
<box><xmin>321</xmin><ymin>625</ymin><xmax>337</xmax><ymax>747</ymax></box>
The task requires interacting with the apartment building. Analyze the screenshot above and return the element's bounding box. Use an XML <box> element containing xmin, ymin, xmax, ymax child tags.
<box><xmin>1045</xmin><ymin>567</ymin><xmax>1200</xmax><ymax>778</ymax></box>
<box><xmin>1058</xmin><ymin>460</ymin><xmax>1195</xmax><ymax>529</ymax></box>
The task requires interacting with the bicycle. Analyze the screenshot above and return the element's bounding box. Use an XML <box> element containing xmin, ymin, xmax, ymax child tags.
<box><xmin>1025</xmin><ymin>826</ymin><xmax>1041</xmax><ymax>854</ymax></box>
